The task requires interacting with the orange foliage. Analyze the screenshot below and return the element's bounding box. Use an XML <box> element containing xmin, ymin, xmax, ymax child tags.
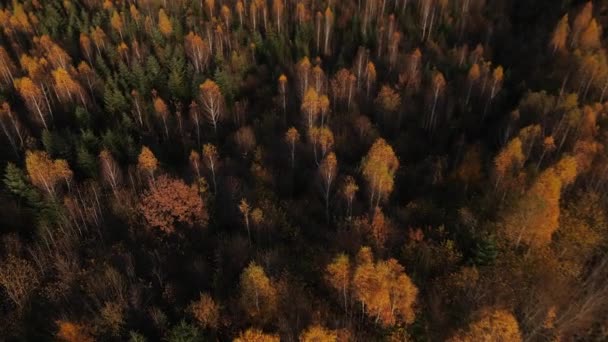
<box><xmin>189</xmin><ymin>293</ymin><xmax>220</xmax><ymax>329</ymax></box>
<box><xmin>139</xmin><ymin>175</ymin><xmax>208</xmax><ymax>234</ymax></box>
<box><xmin>56</xmin><ymin>321</ymin><xmax>94</xmax><ymax>342</ymax></box>
<box><xmin>352</xmin><ymin>247</ymin><xmax>418</xmax><ymax>327</ymax></box>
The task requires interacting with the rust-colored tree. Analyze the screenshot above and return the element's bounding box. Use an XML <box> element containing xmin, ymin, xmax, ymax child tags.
<box><xmin>55</xmin><ymin>321</ymin><xmax>94</xmax><ymax>342</ymax></box>
<box><xmin>189</xmin><ymin>293</ymin><xmax>220</xmax><ymax>330</ymax></box>
<box><xmin>0</xmin><ymin>255</ymin><xmax>39</xmax><ymax>311</ymax></box>
<box><xmin>139</xmin><ymin>175</ymin><xmax>208</xmax><ymax>234</ymax></box>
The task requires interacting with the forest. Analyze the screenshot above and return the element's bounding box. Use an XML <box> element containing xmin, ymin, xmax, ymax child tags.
<box><xmin>0</xmin><ymin>0</ymin><xmax>607</xmax><ymax>340</ymax></box>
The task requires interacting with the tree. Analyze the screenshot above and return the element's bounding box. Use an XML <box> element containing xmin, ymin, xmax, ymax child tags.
<box><xmin>99</xmin><ymin>149</ymin><xmax>122</xmax><ymax>199</ymax></box>
<box><xmin>80</xmin><ymin>33</ymin><xmax>93</xmax><ymax>62</ymax></box>
<box><xmin>153</xmin><ymin>93</ymin><xmax>170</xmax><ymax>139</ymax></box>
<box><xmin>25</xmin><ymin>150</ymin><xmax>72</xmax><ymax>197</ymax></box>
<box><xmin>137</xmin><ymin>146</ymin><xmax>159</xmax><ymax>182</ymax></box>
<box><xmin>297</xmin><ymin>57</ymin><xmax>312</xmax><ymax>99</ymax></box>
<box><xmin>341</xmin><ymin>176</ymin><xmax>358</xmax><ymax>220</ymax></box>
<box><xmin>166</xmin><ymin>321</ymin><xmax>202</xmax><ymax>342</ymax></box>
<box><xmin>502</xmin><ymin>157</ymin><xmax>578</xmax><ymax>248</ymax></box>
<box><xmin>285</xmin><ymin>127</ymin><xmax>300</xmax><ymax>169</ymax></box>
<box><xmin>14</xmin><ymin>77</ymin><xmax>49</xmax><ymax>129</ymax></box>
<box><xmin>578</xmin><ymin>19</ymin><xmax>601</xmax><ymax>51</ymax></box>
<box><xmin>236</xmin><ymin>1</ymin><xmax>245</xmax><ymax>27</ymax></box>
<box><xmin>466</xmin><ymin>63</ymin><xmax>480</xmax><ymax>106</ymax></box>
<box><xmin>234</xmin><ymin>328</ymin><xmax>279</xmax><ymax>342</ymax></box>
<box><xmin>52</xmin><ymin>68</ymin><xmax>87</xmax><ymax>108</ymax></box>
<box><xmin>302</xmin><ymin>87</ymin><xmax>320</xmax><ymax>129</ymax></box>
<box><xmin>190</xmin><ymin>150</ymin><xmax>202</xmax><ymax>181</ymax></box>
<box><xmin>110</xmin><ymin>11</ymin><xmax>124</xmax><ymax>40</ymax></box>
<box><xmin>352</xmin><ymin>247</ymin><xmax>418</xmax><ymax>327</ymax></box>
<box><xmin>234</xmin><ymin>126</ymin><xmax>256</xmax><ymax>157</ymax></box>
<box><xmin>199</xmin><ymin>80</ymin><xmax>225</xmax><ymax>134</ymax></box>
<box><xmin>483</xmin><ymin>66</ymin><xmax>504</xmax><ymax>118</ymax></box>
<box><xmin>365</xmin><ymin>62</ymin><xmax>377</xmax><ymax>99</ymax></box>
<box><xmin>0</xmin><ymin>255</ymin><xmax>39</xmax><ymax>311</ymax></box>
<box><xmin>203</xmin><ymin>144</ymin><xmax>219</xmax><ymax>193</ymax></box>
<box><xmin>240</xmin><ymin>262</ymin><xmax>277</xmax><ymax>321</ymax></box>
<box><xmin>278</xmin><ymin>74</ymin><xmax>287</xmax><ymax>117</ymax></box>
<box><xmin>426</xmin><ymin>71</ymin><xmax>446</xmax><ymax>132</ymax></box>
<box><xmin>323</xmin><ymin>7</ymin><xmax>334</xmax><ymax>56</ymax></box>
<box><xmin>185</xmin><ymin>32</ymin><xmax>209</xmax><ymax>73</ymax></box>
<box><xmin>239</xmin><ymin>199</ymin><xmax>252</xmax><ymax>241</ymax></box>
<box><xmin>139</xmin><ymin>175</ymin><xmax>208</xmax><ymax>234</ymax></box>
<box><xmin>189</xmin><ymin>293</ymin><xmax>220</xmax><ymax>330</ymax></box>
<box><xmin>272</xmin><ymin>0</ymin><xmax>284</xmax><ymax>34</ymax></box>
<box><xmin>375</xmin><ymin>85</ymin><xmax>401</xmax><ymax>125</ymax></box>
<box><xmin>309</xmin><ymin>126</ymin><xmax>334</xmax><ymax>164</ymax></box>
<box><xmin>571</xmin><ymin>2</ymin><xmax>593</xmax><ymax>48</ymax></box>
<box><xmin>370</xmin><ymin>206</ymin><xmax>389</xmax><ymax>249</ymax></box>
<box><xmin>0</xmin><ymin>46</ymin><xmax>16</xmax><ymax>87</ymax></box>
<box><xmin>361</xmin><ymin>139</ymin><xmax>399</xmax><ymax>208</ymax></box>
<box><xmin>550</xmin><ymin>15</ymin><xmax>569</xmax><ymax>54</ymax></box>
<box><xmin>299</xmin><ymin>325</ymin><xmax>337</xmax><ymax>342</ymax></box>
<box><xmin>448</xmin><ymin>309</ymin><xmax>522</xmax><ymax>342</ymax></box>
<box><xmin>0</xmin><ymin>102</ymin><xmax>24</xmax><ymax>156</ymax></box>
<box><xmin>330</xmin><ymin>68</ymin><xmax>356</xmax><ymax>109</ymax></box>
<box><xmin>493</xmin><ymin>137</ymin><xmax>524</xmax><ymax>191</ymax></box>
<box><xmin>319</xmin><ymin>152</ymin><xmax>338</xmax><ymax>218</ymax></box>
<box><xmin>56</xmin><ymin>321</ymin><xmax>94</xmax><ymax>342</ymax></box>
<box><xmin>159</xmin><ymin>9</ymin><xmax>173</xmax><ymax>37</ymax></box>
<box><xmin>326</xmin><ymin>253</ymin><xmax>351</xmax><ymax>312</ymax></box>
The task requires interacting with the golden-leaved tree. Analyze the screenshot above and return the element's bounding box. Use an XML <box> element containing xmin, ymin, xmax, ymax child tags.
<box><xmin>361</xmin><ymin>138</ymin><xmax>399</xmax><ymax>208</ymax></box>
<box><xmin>502</xmin><ymin>156</ymin><xmax>578</xmax><ymax>248</ymax></box>
<box><xmin>326</xmin><ymin>247</ymin><xmax>418</xmax><ymax>327</ymax></box>
<box><xmin>25</xmin><ymin>150</ymin><xmax>73</xmax><ymax>196</ymax></box>
<box><xmin>240</xmin><ymin>262</ymin><xmax>277</xmax><ymax>323</ymax></box>
<box><xmin>447</xmin><ymin>309</ymin><xmax>522</xmax><ymax>342</ymax></box>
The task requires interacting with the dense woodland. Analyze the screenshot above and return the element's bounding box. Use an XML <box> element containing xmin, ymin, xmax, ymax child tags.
<box><xmin>0</xmin><ymin>0</ymin><xmax>607</xmax><ymax>340</ymax></box>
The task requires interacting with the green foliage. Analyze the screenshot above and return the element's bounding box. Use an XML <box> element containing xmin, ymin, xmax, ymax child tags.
<box><xmin>165</xmin><ymin>321</ymin><xmax>202</xmax><ymax>342</ymax></box>
<box><xmin>39</xmin><ymin>3</ymin><xmax>66</xmax><ymax>38</ymax></box>
<box><xmin>472</xmin><ymin>236</ymin><xmax>498</xmax><ymax>266</ymax></box>
<box><xmin>168</xmin><ymin>48</ymin><xmax>189</xmax><ymax>101</ymax></box>
<box><xmin>129</xmin><ymin>331</ymin><xmax>147</xmax><ymax>342</ymax></box>
<box><xmin>42</xmin><ymin>129</ymin><xmax>72</xmax><ymax>160</ymax></box>
<box><xmin>77</xmin><ymin>146</ymin><xmax>97</xmax><ymax>178</ymax></box>
<box><xmin>4</xmin><ymin>163</ymin><xmax>42</xmax><ymax>209</ymax></box>
<box><xmin>104</xmin><ymin>80</ymin><xmax>129</xmax><ymax>115</ymax></box>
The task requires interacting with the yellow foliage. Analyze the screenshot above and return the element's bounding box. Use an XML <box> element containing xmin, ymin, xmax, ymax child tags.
<box><xmin>234</xmin><ymin>328</ymin><xmax>279</xmax><ymax>342</ymax></box>
<box><xmin>299</xmin><ymin>325</ymin><xmax>338</xmax><ymax>342</ymax></box>
<box><xmin>137</xmin><ymin>146</ymin><xmax>159</xmax><ymax>176</ymax></box>
<box><xmin>158</xmin><ymin>9</ymin><xmax>173</xmax><ymax>36</ymax></box>
<box><xmin>448</xmin><ymin>309</ymin><xmax>522</xmax><ymax>342</ymax></box>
